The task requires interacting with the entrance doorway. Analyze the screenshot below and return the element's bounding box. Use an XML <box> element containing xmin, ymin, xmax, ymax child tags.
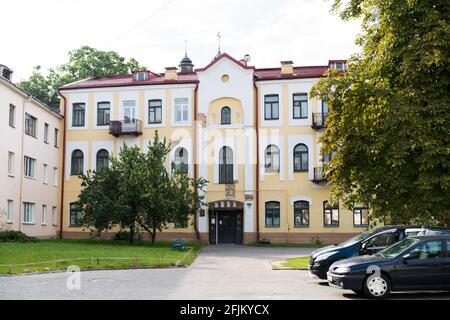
<box><xmin>208</xmin><ymin>201</ymin><xmax>244</xmax><ymax>245</ymax></box>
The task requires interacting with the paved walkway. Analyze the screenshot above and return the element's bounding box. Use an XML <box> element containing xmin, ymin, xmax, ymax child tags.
<box><xmin>1</xmin><ymin>245</ymin><xmax>449</xmax><ymax>300</ymax></box>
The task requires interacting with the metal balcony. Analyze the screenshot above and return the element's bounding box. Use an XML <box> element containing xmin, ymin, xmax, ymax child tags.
<box><xmin>311</xmin><ymin>166</ymin><xmax>328</xmax><ymax>183</ymax></box>
<box><xmin>109</xmin><ymin>120</ymin><xmax>143</xmax><ymax>137</ymax></box>
<box><xmin>311</xmin><ymin>113</ymin><xmax>328</xmax><ymax>130</ymax></box>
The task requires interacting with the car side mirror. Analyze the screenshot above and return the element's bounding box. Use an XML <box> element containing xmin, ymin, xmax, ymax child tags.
<box><xmin>402</xmin><ymin>253</ymin><xmax>417</xmax><ymax>262</ymax></box>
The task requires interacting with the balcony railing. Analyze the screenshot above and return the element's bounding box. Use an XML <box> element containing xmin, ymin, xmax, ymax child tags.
<box><xmin>311</xmin><ymin>166</ymin><xmax>328</xmax><ymax>183</ymax></box>
<box><xmin>311</xmin><ymin>113</ymin><xmax>328</xmax><ymax>129</ymax></box>
<box><xmin>109</xmin><ymin>120</ymin><xmax>143</xmax><ymax>137</ymax></box>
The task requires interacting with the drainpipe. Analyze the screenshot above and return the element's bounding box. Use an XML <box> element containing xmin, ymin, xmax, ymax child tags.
<box><xmin>193</xmin><ymin>82</ymin><xmax>200</xmax><ymax>241</ymax></box>
<box><xmin>57</xmin><ymin>89</ymin><xmax>67</xmax><ymax>239</ymax></box>
<box><xmin>253</xmin><ymin>81</ymin><xmax>260</xmax><ymax>242</ymax></box>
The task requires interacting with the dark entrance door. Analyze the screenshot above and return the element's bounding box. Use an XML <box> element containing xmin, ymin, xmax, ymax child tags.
<box><xmin>218</xmin><ymin>212</ymin><xmax>236</xmax><ymax>244</ymax></box>
<box><xmin>209</xmin><ymin>209</ymin><xmax>243</xmax><ymax>245</ymax></box>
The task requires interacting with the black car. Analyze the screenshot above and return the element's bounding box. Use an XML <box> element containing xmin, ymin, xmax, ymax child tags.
<box><xmin>327</xmin><ymin>235</ymin><xmax>450</xmax><ymax>299</ymax></box>
<box><xmin>309</xmin><ymin>225</ymin><xmax>444</xmax><ymax>279</ymax></box>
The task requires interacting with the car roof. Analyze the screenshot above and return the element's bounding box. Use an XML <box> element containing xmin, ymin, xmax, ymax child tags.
<box><xmin>409</xmin><ymin>234</ymin><xmax>450</xmax><ymax>240</ymax></box>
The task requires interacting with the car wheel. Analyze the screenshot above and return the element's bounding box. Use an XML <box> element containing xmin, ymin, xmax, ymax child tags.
<box><xmin>363</xmin><ymin>273</ymin><xmax>391</xmax><ymax>299</ymax></box>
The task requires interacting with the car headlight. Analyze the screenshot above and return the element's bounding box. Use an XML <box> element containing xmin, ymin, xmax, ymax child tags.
<box><xmin>334</xmin><ymin>267</ymin><xmax>351</xmax><ymax>274</ymax></box>
<box><xmin>315</xmin><ymin>251</ymin><xmax>337</xmax><ymax>262</ymax></box>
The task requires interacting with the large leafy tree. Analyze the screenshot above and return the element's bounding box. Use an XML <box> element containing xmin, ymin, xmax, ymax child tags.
<box><xmin>312</xmin><ymin>0</ymin><xmax>450</xmax><ymax>225</ymax></box>
<box><xmin>77</xmin><ymin>133</ymin><xmax>207</xmax><ymax>244</ymax></box>
<box><xmin>17</xmin><ymin>46</ymin><xmax>145</xmax><ymax>106</ymax></box>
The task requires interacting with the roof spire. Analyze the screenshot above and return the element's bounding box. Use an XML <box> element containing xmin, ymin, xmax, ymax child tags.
<box><xmin>179</xmin><ymin>40</ymin><xmax>194</xmax><ymax>73</ymax></box>
<box><xmin>184</xmin><ymin>39</ymin><xmax>188</xmax><ymax>57</ymax></box>
<box><xmin>215</xmin><ymin>31</ymin><xmax>222</xmax><ymax>58</ymax></box>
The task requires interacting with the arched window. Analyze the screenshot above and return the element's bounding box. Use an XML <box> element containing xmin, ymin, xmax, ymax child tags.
<box><xmin>71</xmin><ymin>149</ymin><xmax>84</xmax><ymax>175</ymax></box>
<box><xmin>96</xmin><ymin>149</ymin><xmax>109</xmax><ymax>171</ymax></box>
<box><xmin>221</xmin><ymin>106</ymin><xmax>231</xmax><ymax>125</ymax></box>
<box><xmin>173</xmin><ymin>147</ymin><xmax>188</xmax><ymax>174</ymax></box>
<box><xmin>293</xmin><ymin>144</ymin><xmax>308</xmax><ymax>172</ymax></box>
<box><xmin>323</xmin><ymin>201</ymin><xmax>339</xmax><ymax>227</ymax></box>
<box><xmin>219</xmin><ymin>146</ymin><xmax>233</xmax><ymax>184</ymax></box>
<box><xmin>265</xmin><ymin>145</ymin><xmax>280</xmax><ymax>172</ymax></box>
<box><xmin>294</xmin><ymin>201</ymin><xmax>309</xmax><ymax>227</ymax></box>
<box><xmin>265</xmin><ymin>201</ymin><xmax>280</xmax><ymax>227</ymax></box>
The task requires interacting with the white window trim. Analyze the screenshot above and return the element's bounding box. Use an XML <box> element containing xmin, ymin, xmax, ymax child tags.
<box><xmin>8</xmin><ymin>151</ymin><xmax>14</xmax><ymax>177</ymax></box>
<box><xmin>172</xmin><ymin>97</ymin><xmax>191</xmax><ymax>126</ymax></box>
<box><xmin>41</xmin><ymin>205</ymin><xmax>47</xmax><ymax>225</ymax></box>
<box><xmin>52</xmin><ymin>207</ymin><xmax>57</xmax><ymax>226</ymax></box>
<box><xmin>53</xmin><ymin>167</ymin><xmax>58</xmax><ymax>186</ymax></box>
<box><xmin>43</xmin><ymin>164</ymin><xmax>48</xmax><ymax>184</ymax></box>
<box><xmin>23</xmin><ymin>202</ymin><xmax>35</xmax><ymax>224</ymax></box>
<box><xmin>6</xmin><ymin>200</ymin><xmax>13</xmax><ymax>223</ymax></box>
<box><xmin>24</xmin><ymin>156</ymin><xmax>36</xmax><ymax>179</ymax></box>
<box><xmin>68</xmin><ymin>99</ymin><xmax>88</xmax><ymax>130</ymax></box>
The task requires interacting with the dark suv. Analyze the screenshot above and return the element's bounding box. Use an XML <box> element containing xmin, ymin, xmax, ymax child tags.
<box><xmin>309</xmin><ymin>225</ymin><xmax>448</xmax><ymax>279</ymax></box>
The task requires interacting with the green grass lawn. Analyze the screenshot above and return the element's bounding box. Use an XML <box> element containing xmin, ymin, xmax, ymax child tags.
<box><xmin>282</xmin><ymin>257</ymin><xmax>310</xmax><ymax>269</ymax></box>
<box><xmin>0</xmin><ymin>239</ymin><xmax>203</xmax><ymax>275</ymax></box>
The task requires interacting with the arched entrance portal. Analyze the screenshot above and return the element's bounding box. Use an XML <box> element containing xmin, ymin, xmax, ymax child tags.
<box><xmin>208</xmin><ymin>201</ymin><xmax>244</xmax><ymax>245</ymax></box>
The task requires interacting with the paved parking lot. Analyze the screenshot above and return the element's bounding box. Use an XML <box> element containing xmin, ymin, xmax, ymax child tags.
<box><xmin>0</xmin><ymin>245</ymin><xmax>449</xmax><ymax>300</ymax></box>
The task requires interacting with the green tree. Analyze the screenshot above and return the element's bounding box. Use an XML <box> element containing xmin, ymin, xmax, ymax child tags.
<box><xmin>77</xmin><ymin>133</ymin><xmax>207</xmax><ymax>244</ymax></box>
<box><xmin>17</xmin><ymin>46</ymin><xmax>145</xmax><ymax>106</ymax></box>
<box><xmin>311</xmin><ymin>0</ymin><xmax>450</xmax><ymax>225</ymax></box>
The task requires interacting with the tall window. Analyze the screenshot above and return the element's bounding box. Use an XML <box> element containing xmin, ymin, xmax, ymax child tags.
<box><xmin>25</xmin><ymin>113</ymin><xmax>37</xmax><ymax>137</ymax></box>
<box><xmin>123</xmin><ymin>100</ymin><xmax>136</xmax><ymax>123</ymax></box>
<box><xmin>173</xmin><ymin>148</ymin><xmax>188</xmax><ymax>173</ymax></box>
<box><xmin>264</xmin><ymin>95</ymin><xmax>279</xmax><ymax>120</ymax></box>
<box><xmin>24</xmin><ymin>156</ymin><xmax>36</xmax><ymax>178</ymax></box>
<box><xmin>97</xmin><ymin>102</ymin><xmax>110</xmax><ymax>126</ymax></box>
<box><xmin>293</xmin><ymin>93</ymin><xmax>308</xmax><ymax>119</ymax></box>
<box><xmin>324</xmin><ymin>201</ymin><xmax>339</xmax><ymax>227</ymax></box>
<box><xmin>72</xmin><ymin>103</ymin><xmax>86</xmax><ymax>127</ymax></box>
<box><xmin>294</xmin><ymin>201</ymin><xmax>310</xmax><ymax>227</ymax></box>
<box><xmin>52</xmin><ymin>207</ymin><xmax>57</xmax><ymax>226</ymax></box>
<box><xmin>175</xmin><ymin>98</ymin><xmax>188</xmax><ymax>122</ymax></box>
<box><xmin>265</xmin><ymin>145</ymin><xmax>280</xmax><ymax>172</ymax></box>
<box><xmin>9</xmin><ymin>104</ymin><xmax>15</xmax><ymax>127</ymax></box>
<box><xmin>23</xmin><ymin>202</ymin><xmax>34</xmax><ymax>224</ymax></box>
<box><xmin>8</xmin><ymin>152</ymin><xmax>14</xmax><ymax>176</ymax></box>
<box><xmin>353</xmin><ymin>207</ymin><xmax>369</xmax><ymax>227</ymax></box>
<box><xmin>219</xmin><ymin>146</ymin><xmax>233</xmax><ymax>184</ymax></box>
<box><xmin>54</xmin><ymin>129</ymin><xmax>58</xmax><ymax>147</ymax></box>
<box><xmin>6</xmin><ymin>200</ymin><xmax>13</xmax><ymax>222</ymax></box>
<box><xmin>53</xmin><ymin>167</ymin><xmax>58</xmax><ymax>186</ymax></box>
<box><xmin>69</xmin><ymin>203</ymin><xmax>82</xmax><ymax>227</ymax></box>
<box><xmin>71</xmin><ymin>149</ymin><xmax>84</xmax><ymax>175</ymax></box>
<box><xmin>321</xmin><ymin>100</ymin><xmax>329</xmax><ymax>114</ymax></box>
<box><xmin>293</xmin><ymin>144</ymin><xmax>308</xmax><ymax>172</ymax></box>
<box><xmin>265</xmin><ymin>201</ymin><xmax>280</xmax><ymax>227</ymax></box>
<box><xmin>96</xmin><ymin>149</ymin><xmax>109</xmax><ymax>171</ymax></box>
<box><xmin>221</xmin><ymin>107</ymin><xmax>231</xmax><ymax>125</ymax></box>
<box><xmin>148</xmin><ymin>100</ymin><xmax>162</xmax><ymax>124</ymax></box>
<box><xmin>43</xmin><ymin>164</ymin><xmax>48</xmax><ymax>184</ymax></box>
<box><xmin>44</xmin><ymin>123</ymin><xmax>49</xmax><ymax>143</ymax></box>
<box><xmin>41</xmin><ymin>205</ymin><xmax>47</xmax><ymax>225</ymax></box>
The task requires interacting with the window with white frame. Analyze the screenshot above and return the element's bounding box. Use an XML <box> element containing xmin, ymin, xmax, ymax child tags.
<box><xmin>174</xmin><ymin>98</ymin><xmax>188</xmax><ymax>122</ymax></box>
<box><xmin>9</xmin><ymin>104</ymin><xmax>16</xmax><ymax>127</ymax></box>
<box><xmin>25</xmin><ymin>113</ymin><xmax>37</xmax><ymax>137</ymax></box>
<box><xmin>8</xmin><ymin>152</ymin><xmax>14</xmax><ymax>176</ymax></box>
<box><xmin>23</xmin><ymin>202</ymin><xmax>34</xmax><ymax>224</ymax></box>
<box><xmin>264</xmin><ymin>145</ymin><xmax>280</xmax><ymax>172</ymax></box>
<box><xmin>6</xmin><ymin>200</ymin><xmax>13</xmax><ymax>222</ymax></box>
<box><xmin>53</xmin><ymin>167</ymin><xmax>58</xmax><ymax>186</ymax></box>
<box><xmin>54</xmin><ymin>128</ymin><xmax>58</xmax><ymax>147</ymax></box>
<box><xmin>24</xmin><ymin>156</ymin><xmax>36</xmax><ymax>178</ymax></box>
<box><xmin>41</xmin><ymin>205</ymin><xmax>47</xmax><ymax>225</ymax></box>
<box><xmin>72</xmin><ymin>103</ymin><xmax>86</xmax><ymax>127</ymax></box>
<box><xmin>43</xmin><ymin>164</ymin><xmax>48</xmax><ymax>184</ymax></box>
<box><xmin>52</xmin><ymin>207</ymin><xmax>57</xmax><ymax>226</ymax></box>
<box><xmin>293</xmin><ymin>93</ymin><xmax>308</xmax><ymax>119</ymax></box>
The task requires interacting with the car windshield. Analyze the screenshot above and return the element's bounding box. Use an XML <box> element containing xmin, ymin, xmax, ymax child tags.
<box><xmin>339</xmin><ymin>228</ymin><xmax>383</xmax><ymax>246</ymax></box>
<box><xmin>377</xmin><ymin>238</ymin><xmax>419</xmax><ymax>258</ymax></box>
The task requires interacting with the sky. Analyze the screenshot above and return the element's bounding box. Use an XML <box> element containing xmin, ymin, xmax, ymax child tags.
<box><xmin>0</xmin><ymin>0</ymin><xmax>362</xmax><ymax>82</ymax></box>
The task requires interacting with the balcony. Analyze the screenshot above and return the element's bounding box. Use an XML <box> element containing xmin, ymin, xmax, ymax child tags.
<box><xmin>311</xmin><ymin>113</ymin><xmax>328</xmax><ymax>130</ymax></box>
<box><xmin>109</xmin><ymin>120</ymin><xmax>143</xmax><ymax>137</ymax></box>
<box><xmin>311</xmin><ymin>167</ymin><xmax>328</xmax><ymax>183</ymax></box>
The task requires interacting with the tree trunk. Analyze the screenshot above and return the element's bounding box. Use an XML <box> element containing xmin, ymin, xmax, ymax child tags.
<box><xmin>151</xmin><ymin>226</ymin><xmax>157</xmax><ymax>245</ymax></box>
<box><xmin>129</xmin><ymin>225</ymin><xmax>135</xmax><ymax>244</ymax></box>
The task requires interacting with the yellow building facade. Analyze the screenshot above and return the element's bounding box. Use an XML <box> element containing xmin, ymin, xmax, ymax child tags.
<box><xmin>58</xmin><ymin>53</ymin><xmax>369</xmax><ymax>244</ymax></box>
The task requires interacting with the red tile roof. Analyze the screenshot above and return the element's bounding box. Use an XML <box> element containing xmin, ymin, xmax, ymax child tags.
<box><xmin>254</xmin><ymin>66</ymin><xmax>328</xmax><ymax>81</ymax></box>
<box><xmin>59</xmin><ymin>53</ymin><xmax>339</xmax><ymax>90</ymax></box>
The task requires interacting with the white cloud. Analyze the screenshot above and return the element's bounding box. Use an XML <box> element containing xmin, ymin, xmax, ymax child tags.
<box><xmin>0</xmin><ymin>0</ymin><xmax>361</xmax><ymax>81</ymax></box>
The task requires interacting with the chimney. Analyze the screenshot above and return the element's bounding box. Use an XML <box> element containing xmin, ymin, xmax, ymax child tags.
<box><xmin>280</xmin><ymin>61</ymin><xmax>294</xmax><ymax>75</ymax></box>
<box><xmin>165</xmin><ymin>67</ymin><xmax>178</xmax><ymax>80</ymax></box>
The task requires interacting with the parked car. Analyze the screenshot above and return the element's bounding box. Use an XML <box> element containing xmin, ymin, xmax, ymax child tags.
<box><xmin>326</xmin><ymin>234</ymin><xmax>450</xmax><ymax>299</ymax></box>
<box><xmin>309</xmin><ymin>225</ymin><xmax>447</xmax><ymax>279</ymax></box>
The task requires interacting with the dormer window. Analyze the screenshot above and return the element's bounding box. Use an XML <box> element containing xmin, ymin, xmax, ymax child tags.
<box><xmin>335</xmin><ymin>63</ymin><xmax>344</xmax><ymax>70</ymax></box>
<box><xmin>329</xmin><ymin>61</ymin><xmax>347</xmax><ymax>71</ymax></box>
<box><xmin>134</xmin><ymin>71</ymin><xmax>148</xmax><ymax>81</ymax></box>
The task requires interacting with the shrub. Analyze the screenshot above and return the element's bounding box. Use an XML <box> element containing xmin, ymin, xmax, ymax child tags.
<box><xmin>258</xmin><ymin>238</ymin><xmax>271</xmax><ymax>245</ymax></box>
<box><xmin>0</xmin><ymin>230</ymin><xmax>39</xmax><ymax>242</ymax></box>
<box><xmin>112</xmin><ymin>230</ymin><xmax>142</xmax><ymax>241</ymax></box>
